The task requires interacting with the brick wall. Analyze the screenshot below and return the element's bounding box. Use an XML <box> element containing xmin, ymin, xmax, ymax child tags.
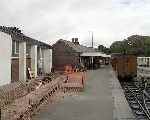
<box><xmin>11</xmin><ymin>57</ymin><xmax>31</xmax><ymax>82</ymax></box>
<box><xmin>53</xmin><ymin>41</ymin><xmax>80</xmax><ymax>71</ymax></box>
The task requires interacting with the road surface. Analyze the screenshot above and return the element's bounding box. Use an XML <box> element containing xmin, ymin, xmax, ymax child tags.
<box><xmin>32</xmin><ymin>66</ymin><xmax>113</xmax><ymax>120</ymax></box>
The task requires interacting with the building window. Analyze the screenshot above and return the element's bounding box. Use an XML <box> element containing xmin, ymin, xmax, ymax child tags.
<box><xmin>15</xmin><ymin>41</ymin><xmax>19</xmax><ymax>54</ymax></box>
<box><xmin>12</xmin><ymin>41</ymin><xmax>31</xmax><ymax>57</ymax></box>
<box><xmin>12</xmin><ymin>41</ymin><xmax>19</xmax><ymax>56</ymax></box>
<box><xmin>26</xmin><ymin>44</ymin><xmax>31</xmax><ymax>56</ymax></box>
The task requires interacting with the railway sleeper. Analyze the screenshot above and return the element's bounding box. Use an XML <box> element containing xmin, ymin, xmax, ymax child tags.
<box><xmin>132</xmin><ymin>90</ymin><xmax>140</xmax><ymax>93</ymax></box>
<box><xmin>124</xmin><ymin>89</ymin><xmax>131</xmax><ymax>93</ymax></box>
<box><xmin>129</xmin><ymin>89</ymin><xmax>139</xmax><ymax>92</ymax></box>
<box><xmin>145</xmin><ymin>103</ymin><xmax>150</xmax><ymax>108</ymax></box>
<box><xmin>130</xmin><ymin>100</ymin><xmax>138</xmax><ymax>104</ymax></box>
<box><xmin>125</xmin><ymin>94</ymin><xmax>134</xmax><ymax>99</ymax></box>
<box><xmin>127</xmin><ymin>97</ymin><xmax>135</xmax><ymax>101</ymax></box>
<box><xmin>145</xmin><ymin>98</ymin><xmax>150</xmax><ymax>103</ymax></box>
<box><xmin>130</xmin><ymin>103</ymin><xmax>140</xmax><ymax>110</ymax></box>
<box><xmin>134</xmin><ymin>109</ymin><xmax>145</xmax><ymax>116</ymax></box>
<box><xmin>126</xmin><ymin>85</ymin><xmax>135</xmax><ymax>87</ymax></box>
<box><xmin>128</xmin><ymin>86</ymin><xmax>138</xmax><ymax>89</ymax></box>
<box><xmin>136</xmin><ymin>96</ymin><xmax>143</xmax><ymax>102</ymax></box>
<box><xmin>136</xmin><ymin>114</ymin><xmax>147</xmax><ymax>120</ymax></box>
<box><xmin>146</xmin><ymin>105</ymin><xmax>150</xmax><ymax>110</ymax></box>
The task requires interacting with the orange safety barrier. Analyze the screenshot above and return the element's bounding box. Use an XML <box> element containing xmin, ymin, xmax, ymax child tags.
<box><xmin>65</xmin><ymin>72</ymin><xmax>86</xmax><ymax>88</ymax></box>
<box><xmin>64</xmin><ymin>65</ymin><xmax>73</xmax><ymax>74</ymax></box>
<box><xmin>64</xmin><ymin>65</ymin><xmax>83</xmax><ymax>74</ymax></box>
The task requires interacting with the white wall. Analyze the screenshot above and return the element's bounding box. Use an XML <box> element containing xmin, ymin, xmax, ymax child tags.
<box><xmin>19</xmin><ymin>42</ymin><xmax>26</xmax><ymax>81</ymax></box>
<box><xmin>0</xmin><ymin>32</ymin><xmax>12</xmax><ymax>86</ymax></box>
<box><xmin>43</xmin><ymin>49</ymin><xmax>52</xmax><ymax>73</ymax></box>
<box><xmin>31</xmin><ymin>45</ymin><xmax>38</xmax><ymax>77</ymax></box>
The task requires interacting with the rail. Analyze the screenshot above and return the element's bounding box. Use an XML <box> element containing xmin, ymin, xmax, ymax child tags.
<box><xmin>128</xmin><ymin>86</ymin><xmax>150</xmax><ymax>119</ymax></box>
<box><xmin>121</xmin><ymin>81</ymin><xmax>150</xmax><ymax>119</ymax></box>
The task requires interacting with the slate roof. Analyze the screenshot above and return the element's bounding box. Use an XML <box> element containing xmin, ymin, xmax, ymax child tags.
<box><xmin>58</xmin><ymin>39</ymin><xmax>96</xmax><ymax>53</ymax></box>
<box><xmin>0</xmin><ymin>26</ymin><xmax>51</xmax><ymax>49</ymax></box>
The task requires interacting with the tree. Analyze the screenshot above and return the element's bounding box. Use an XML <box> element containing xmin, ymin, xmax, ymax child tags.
<box><xmin>110</xmin><ymin>35</ymin><xmax>150</xmax><ymax>56</ymax></box>
<box><xmin>98</xmin><ymin>45</ymin><xmax>110</xmax><ymax>54</ymax></box>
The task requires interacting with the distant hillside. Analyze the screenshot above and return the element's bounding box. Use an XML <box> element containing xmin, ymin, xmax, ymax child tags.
<box><xmin>110</xmin><ymin>35</ymin><xmax>150</xmax><ymax>56</ymax></box>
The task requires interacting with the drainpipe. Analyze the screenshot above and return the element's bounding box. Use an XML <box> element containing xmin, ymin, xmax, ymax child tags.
<box><xmin>91</xmin><ymin>56</ymin><xmax>94</xmax><ymax>69</ymax></box>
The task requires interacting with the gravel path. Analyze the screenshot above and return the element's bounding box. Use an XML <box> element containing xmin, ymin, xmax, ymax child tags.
<box><xmin>32</xmin><ymin>67</ymin><xmax>113</xmax><ymax>120</ymax></box>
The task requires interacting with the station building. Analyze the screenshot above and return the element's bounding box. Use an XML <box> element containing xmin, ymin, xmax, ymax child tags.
<box><xmin>0</xmin><ymin>26</ymin><xmax>52</xmax><ymax>86</ymax></box>
<box><xmin>52</xmin><ymin>38</ymin><xmax>110</xmax><ymax>71</ymax></box>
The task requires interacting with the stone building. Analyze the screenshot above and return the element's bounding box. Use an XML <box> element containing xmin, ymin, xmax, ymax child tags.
<box><xmin>0</xmin><ymin>26</ymin><xmax>52</xmax><ymax>86</ymax></box>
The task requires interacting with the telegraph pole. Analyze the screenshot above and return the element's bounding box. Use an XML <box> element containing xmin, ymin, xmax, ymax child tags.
<box><xmin>92</xmin><ymin>31</ymin><xmax>93</xmax><ymax>48</ymax></box>
<box><xmin>89</xmin><ymin>31</ymin><xmax>94</xmax><ymax>48</ymax></box>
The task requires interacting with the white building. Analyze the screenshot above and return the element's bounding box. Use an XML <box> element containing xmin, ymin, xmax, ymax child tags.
<box><xmin>0</xmin><ymin>26</ymin><xmax>52</xmax><ymax>86</ymax></box>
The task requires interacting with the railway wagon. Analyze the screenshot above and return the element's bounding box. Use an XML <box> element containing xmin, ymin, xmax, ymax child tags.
<box><xmin>137</xmin><ymin>57</ymin><xmax>150</xmax><ymax>67</ymax></box>
<box><xmin>137</xmin><ymin>57</ymin><xmax>150</xmax><ymax>79</ymax></box>
<box><xmin>111</xmin><ymin>54</ymin><xmax>137</xmax><ymax>80</ymax></box>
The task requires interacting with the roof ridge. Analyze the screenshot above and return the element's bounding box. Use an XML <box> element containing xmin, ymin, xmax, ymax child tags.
<box><xmin>0</xmin><ymin>26</ymin><xmax>51</xmax><ymax>48</ymax></box>
<box><xmin>58</xmin><ymin>39</ymin><xmax>95</xmax><ymax>53</ymax></box>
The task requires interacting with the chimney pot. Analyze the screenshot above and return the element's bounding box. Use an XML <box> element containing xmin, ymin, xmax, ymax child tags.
<box><xmin>72</xmin><ymin>38</ymin><xmax>75</xmax><ymax>43</ymax></box>
<box><xmin>75</xmin><ymin>38</ymin><xmax>78</xmax><ymax>42</ymax></box>
<box><xmin>74</xmin><ymin>38</ymin><xmax>79</xmax><ymax>45</ymax></box>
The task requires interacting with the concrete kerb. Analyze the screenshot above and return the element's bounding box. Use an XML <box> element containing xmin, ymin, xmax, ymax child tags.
<box><xmin>110</xmin><ymin>70</ymin><xmax>135</xmax><ymax>120</ymax></box>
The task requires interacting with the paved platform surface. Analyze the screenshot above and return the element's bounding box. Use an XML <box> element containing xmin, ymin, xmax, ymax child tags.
<box><xmin>110</xmin><ymin>71</ymin><xmax>135</xmax><ymax>120</ymax></box>
<box><xmin>32</xmin><ymin>66</ymin><xmax>135</xmax><ymax>120</ymax></box>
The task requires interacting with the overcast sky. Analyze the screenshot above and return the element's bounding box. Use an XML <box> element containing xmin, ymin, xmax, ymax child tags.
<box><xmin>0</xmin><ymin>0</ymin><xmax>150</xmax><ymax>47</ymax></box>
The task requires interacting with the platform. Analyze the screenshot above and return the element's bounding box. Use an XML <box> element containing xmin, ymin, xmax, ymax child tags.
<box><xmin>32</xmin><ymin>66</ymin><xmax>135</xmax><ymax>120</ymax></box>
<box><xmin>110</xmin><ymin>70</ymin><xmax>135</xmax><ymax>120</ymax></box>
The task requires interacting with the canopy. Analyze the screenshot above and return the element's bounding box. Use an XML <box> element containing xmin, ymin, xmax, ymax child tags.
<box><xmin>80</xmin><ymin>52</ymin><xmax>111</xmax><ymax>58</ymax></box>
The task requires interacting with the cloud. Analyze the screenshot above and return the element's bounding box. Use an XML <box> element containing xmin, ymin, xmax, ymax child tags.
<box><xmin>0</xmin><ymin>0</ymin><xmax>150</xmax><ymax>47</ymax></box>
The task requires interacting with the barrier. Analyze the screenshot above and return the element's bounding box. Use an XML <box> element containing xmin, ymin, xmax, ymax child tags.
<box><xmin>1</xmin><ymin>76</ymin><xmax>65</xmax><ymax>120</ymax></box>
<box><xmin>1</xmin><ymin>71</ymin><xmax>86</xmax><ymax>120</ymax></box>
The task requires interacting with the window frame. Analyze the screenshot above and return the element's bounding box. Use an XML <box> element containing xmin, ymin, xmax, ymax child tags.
<box><xmin>14</xmin><ymin>41</ymin><xmax>19</xmax><ymax>55</ymax></box>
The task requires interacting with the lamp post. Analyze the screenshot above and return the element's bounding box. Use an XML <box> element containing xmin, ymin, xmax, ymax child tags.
<box><xmin>92</xmin><ymin>32</ymin><xmax>93</xmax><ymax>48</ymax></box>
<box><xmin>89</xmin><ymin>31</ymin><xmax>94</xmax><ymax>69</ymax></box>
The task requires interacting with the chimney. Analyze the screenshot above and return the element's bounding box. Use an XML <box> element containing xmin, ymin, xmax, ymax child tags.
<box><xmin>72</xmin><ymin>38</ymin><xmax>75</xmax><ymax>43</ymax></box>
<box><xmin>72</xmin><ymin>38</ymin><xmax>79</xmax><ymax>45</ymax></box>
<box><xmin>74</xmin><ymin>38</ymin><xmax>79</xmax><ymax>45</ymax></box>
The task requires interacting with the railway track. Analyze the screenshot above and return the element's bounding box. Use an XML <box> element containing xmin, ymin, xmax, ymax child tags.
<box><xmin>121</xmin><ymin>80</ymin><xmax>150</xmax><ymax>120</ymax></box>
